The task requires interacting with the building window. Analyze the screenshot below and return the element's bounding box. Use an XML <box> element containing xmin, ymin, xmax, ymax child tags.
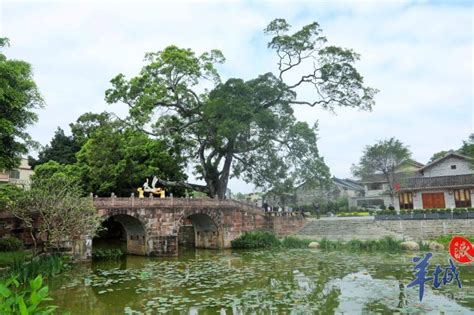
<box><xmin>454</xmin><ymin>189</ymin><xmax>471</xmax><ymax>208</ymax></box>
<box><xmin>451</xmin><ymin>165</ymin><xmax>457</xmax><ymax>170</ymax></box>
<box><xmin>9</xmin><ymin>170</ymin><xmax>20</xmax><ymax>179</ymax></box>
<box><xmin>399</xmin><ymin>192</ymin><xmax>414</xmax><ymax>209</ymax></box>
<box><xmin>367</xmin><ymin>183</ymin><xmax>383</xmax><ymax>190</ymax></box>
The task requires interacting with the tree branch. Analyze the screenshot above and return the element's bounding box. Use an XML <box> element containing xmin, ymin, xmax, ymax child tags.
<box><xmin>154</xmin><ymin>177</ymin><xmax>210</xmax><ymax>194</ymax></box>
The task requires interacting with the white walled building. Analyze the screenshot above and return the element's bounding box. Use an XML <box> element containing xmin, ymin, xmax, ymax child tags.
<box><xmin>0</xmin><ymin>158</ymin><xmax>34</xmax><ymax>188</ymax></box>
<box><xmin>351</xmin><ymin>153</ymin><xmax>474</xmax><ymax>210</ymax></box>
<box><xmin>398</xmin><ymin>153</ymin><xmax>473</xmax><ymax>210</ymax></box>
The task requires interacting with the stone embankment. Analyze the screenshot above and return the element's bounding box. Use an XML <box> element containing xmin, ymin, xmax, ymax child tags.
<box><xmin>298</xmin><ymin>217</ymin><xmax>474</xmax><ymax>241</ymax></box>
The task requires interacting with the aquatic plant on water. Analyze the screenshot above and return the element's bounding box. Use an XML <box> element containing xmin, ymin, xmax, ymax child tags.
<box><xmin>92</xmin><ymin>248</ymin><xmax>125</xmax><ymax>260</ymax></box>
<box><xmin>231</xmin><ymin>231</ymin><xmax>281</xmax><ymax>249</ymax></box>
<box><xmin>281</xmin><ymin>236</ymin><xmax>311</xmax><ymax>249</ymax></box>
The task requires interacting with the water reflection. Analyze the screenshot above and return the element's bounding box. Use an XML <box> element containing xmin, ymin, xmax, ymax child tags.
<box><xmin>327</xmin><ymin>270</ymin><xmax>473</xmax><ymax>314</ymax></box>
<box><xmin>48</xmin><ymin>249</ymin><xmax>474</xmax><ymax>314</ymax></box>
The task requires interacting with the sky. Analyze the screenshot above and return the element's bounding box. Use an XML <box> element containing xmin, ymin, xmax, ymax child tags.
<box><xmin>1</xmin><ymin>0</ymin><xmax>473</xmax><ymax>193</ymax></box>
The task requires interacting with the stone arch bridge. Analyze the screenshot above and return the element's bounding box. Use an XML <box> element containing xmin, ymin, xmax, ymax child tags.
<box><xmin>93</xmin><ymin>197</ymin><xmax>305</xmax><ymax>256</ymax></box>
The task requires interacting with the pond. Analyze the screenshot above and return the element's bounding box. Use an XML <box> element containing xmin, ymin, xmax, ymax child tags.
<box><xmin>49</xmin><ymin>249</ymin><xmax>474</xmax><ymax>314</ymax></box>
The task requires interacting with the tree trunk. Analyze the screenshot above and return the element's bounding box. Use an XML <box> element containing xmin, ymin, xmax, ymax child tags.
<box><xmin>29</xmin><ymin>228</ymin><xmax>38</xmax><ymax>256</ymax></box>
<box><xmin>384</xmin><ymin>171</ymin><xmax>395</xmax><ymax>207</ymax></box>
<box><xmin>216</xmin><ymin>153</ymin><xmax>233</xmax><ymax>199</ymax></box>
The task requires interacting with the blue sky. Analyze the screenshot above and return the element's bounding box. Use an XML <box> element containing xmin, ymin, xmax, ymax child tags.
<box><xmin>1</xmin><ymin>0</ymin><xmax>472</xmax><ymax>193</ymax></box>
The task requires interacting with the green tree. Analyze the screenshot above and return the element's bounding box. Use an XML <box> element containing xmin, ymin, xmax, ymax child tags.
<box><xmin>69</xmin><ymin>111</ymin><xmax>112</xmax><ymax>146</ymax></box>
<box><xmin>29</xmin><ymin>127</ymin><xmax>80</xmax><ymax>168</ymax></box>
<box><xmin>9</xmin><ymin>175</ymin><xmax>100</xmax><ymax>254</ymax></box>
<box><xmin>0</xmin><ymin>38</ymin><xmax>43</xmax><ymax>170</ymax></box>
<box><xmin>0</xmin><ymin>183</ymin><xmax>23</xmax><ymax>211</ymax></box>
<box><xmin>352</xmin><ymin>138</ymin><xmax>411</xmax><ymax>205</ymax></box>
<box><xmin>428</xmin><ymin>150</ymin><xmax>450</xmax><ymax>163</ymax></box>
<box><xmin>29</xmin><ymin>112</ymin><xmax>112</xmax><ymax>169</ymax></box>
<box><xmin>460</xmin><ymin>133</ymin><xmax>474</xmax><ymax>159</ymax></box>
<box><xmin>32</xmin><ymin>160</ymin><xmax>82</xmax><ymax>185</ymax></box>
<box><xmin>76</xmin><ymin>122</ymin><xmax>187</xmax><ymax>196</ymax></box>
<box><xmin>105</xmin><ymin>19</ymin><xmax>376</xmax><ymax>199</ymax></box>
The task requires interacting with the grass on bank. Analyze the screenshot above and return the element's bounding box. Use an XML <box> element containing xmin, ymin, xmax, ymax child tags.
<box><xmin>231</xmin><ymin>231</ymin><xmax>430</xmax><ymax>252</ymax></box>
<box><xmin>336</xmin><ymin>212</ymin><xmax>370</xmax><ymax>217</ymax></box>
<box><xmin>430</xmin><ymin>234</ymin><xmax>473</xmax><ymax>248</ymax></box>
<box><xmin>0</xmin><ymin>250</ymin><xmax>32</xmax><ymax>267</ymax></box>
<box><xmin>3</xmin><ymin>254</ymin><xmax>70</xmax><ymax>284</ymax></box>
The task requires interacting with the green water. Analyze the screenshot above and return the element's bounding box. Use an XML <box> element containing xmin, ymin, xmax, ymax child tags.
<box><xmin>49</xmin><ymin>249</ymin><xmax>474</xmax><ymax>314</ymax></box>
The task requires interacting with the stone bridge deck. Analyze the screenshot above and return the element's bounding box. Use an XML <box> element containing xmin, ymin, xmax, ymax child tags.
<box><xmin>93</xmin><ymin>197</ymin><xmax>265</xmax><ymax>214</ymax></box>
<box><xmin>92</xmin><ymin>197</ymin><xmax>305</xmax><ymax>257</ymax></box>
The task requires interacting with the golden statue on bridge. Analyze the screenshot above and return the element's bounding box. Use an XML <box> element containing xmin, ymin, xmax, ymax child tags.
<box><xmin>137</xmin><ymin>176</ymin><xmax>165</xmax><ymax>198</ymax></box>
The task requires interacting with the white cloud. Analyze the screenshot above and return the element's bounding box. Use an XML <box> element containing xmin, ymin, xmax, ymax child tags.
<box><xmin>1</xmin><ymin>0</ymin><xmax>472</xmax><ymax>193</ymax></box>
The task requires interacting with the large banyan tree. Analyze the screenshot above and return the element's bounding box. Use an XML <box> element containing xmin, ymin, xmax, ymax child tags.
<box><xmin>105</xmin><ymin>19</ymin><xmax>377</xmax><ymax>199</ymax></box>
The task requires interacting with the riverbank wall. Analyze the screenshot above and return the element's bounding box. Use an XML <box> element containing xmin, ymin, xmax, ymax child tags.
<box><xmin>298</xmin><ymin>217</ymin><xmax>474</xmax><ymax>241</ymax></box>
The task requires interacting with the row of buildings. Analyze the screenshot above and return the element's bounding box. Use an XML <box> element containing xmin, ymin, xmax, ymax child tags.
<box><xmin>354</xmin><ymin>152</ymin><xmax>473</xmax><ymax>210</ymax></box>
<box><xmin>292</xmin><ymin>151</ymin><xmax>473</xmax><ymax>211</ymax></box>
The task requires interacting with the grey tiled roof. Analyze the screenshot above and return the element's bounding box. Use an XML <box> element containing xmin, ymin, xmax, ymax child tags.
<box><xmin>399</xmin><ymin>174</ymin><xmax>474</xmax><ymax>190</ymax></box>
<box><xmin>333</xmin><ymin>177</ymin><xmax>364</xmax><ymax>191</ymax></box>
<box><xmin>361</xmin><ymin>171</ymin><xmax>419</xmax><ymax>183</ymax></box>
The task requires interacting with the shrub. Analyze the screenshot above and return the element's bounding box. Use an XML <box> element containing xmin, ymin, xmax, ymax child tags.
<box><xmin>0</xmin><ymin>275</ymin><xmax>58</xmax><ymax>314</ymax></box>
<box><xmin>281</xmin><ymin>237</ymin><xmax>311</xmax><ymax>249</ymax></box>
<box><xmin>92</xmin><ymin>248</ymin><xmax>124</xmax><ymax>260</ymax></box>
<box><xmin>0</xmin><ymin>237</ymin><xmax>23</xmax><ymax>252</ymax></box>
<box><xmin>336</xmin><ymin>212</ymin><xmax>370</xmax><ymax>217</ymax></box>
<box><xmin>380</xmin><ymin>204</ymin><xmax>387</xmax><ymax>210</ymax></box>
<box><xmin>319</xmin><ymin>238</ymin><xmax>345</xmax><ymax>251</ymax></box>
<box><xmin>339</xmin><ymin>206</ymin><xmax>348</xmax><ymax>213</ymax></box>
<box><xmin>231</xmin><ymin>231</ymin><xmax>281</xmax><ymax>249</ymax></box>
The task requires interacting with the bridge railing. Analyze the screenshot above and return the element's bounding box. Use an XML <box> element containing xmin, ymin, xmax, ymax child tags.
<box><xmin>93</xmin><ymin>197</ymin><xmax>266</xmax><ymax>213</ymax></box>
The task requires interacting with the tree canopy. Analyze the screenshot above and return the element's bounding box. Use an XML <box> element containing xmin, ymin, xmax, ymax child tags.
<box><xmin>427</xmin><ymin>133</ymin><xmax>473</xmax><ymax>165</ymax></box>
<box><xmin>76</xmin><ymin>120</ymin><xmax>187</xmax><ymax>196</ymax></box>
<box><xmin>32</xmin><ymin>112</ymin><xmax>187</xmax><ymax>197</ymax></box>
<box><xmin>352</xmin><ymin>137</ymin><xmax>411</xmax><ymax>204</ymax></box>
<box><xmin>29</xmin><ymin>127</ymin><xmax>80</xmax><ymax>168</ymax></box>
<box><xmin>460</xmin><ymin>133</ymin><xmax>474</xmax><ymax>159</ymax></box>
<box><xmin>105</xmin><ymin>19</ymin><xmax>377</xmax><ymax>198</ymax></box>
<box><xmin>428</xmin><ymin>150</ymin><xmax>450</xmax><ymax>163</ymax></box>
<box><xmin>0</xmin><ymin>38</ymin><xmax>43</xmax><ymax>170</ymax></box>
<box><xmin>29</xmin><ymin>112</ymin><xmax>112</xmax><ymax>169</ymax></box>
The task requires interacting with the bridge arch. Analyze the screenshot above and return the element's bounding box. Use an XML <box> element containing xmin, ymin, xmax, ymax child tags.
<box><xmin>178</xmin><ymin>210</ymin><xmax>223</xmax><ymax>249</ymax></box>
<box><xmin>95</xmin><ymin>213</ymin><xmax>147</xmax><ymax>255</ymax></box>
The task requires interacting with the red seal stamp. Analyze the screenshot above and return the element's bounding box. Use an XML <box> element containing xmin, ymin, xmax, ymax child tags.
<box><xmin>449</xmin><ymin>236</ymin><xmax>474</xmax><ymax>264</ymax></box>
